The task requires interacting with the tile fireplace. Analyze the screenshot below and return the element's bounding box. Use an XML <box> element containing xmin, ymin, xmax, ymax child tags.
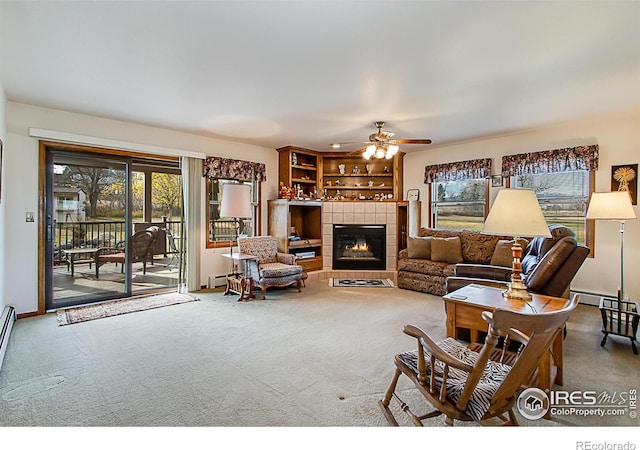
<box><xmin>332</xmin><ymin>224</ymin><xmax>386</xmax><ymax>270</ymax></box>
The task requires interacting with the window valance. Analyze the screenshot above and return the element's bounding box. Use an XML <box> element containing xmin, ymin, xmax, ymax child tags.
<box><xmin>501</xmin><ymin>145</ymin><xmax>599</xmax><ymax>177</ymax></box>
<box><xmin>203</xmin><ymin>156</ymin><xmax>266</xmax><ymax>182</ymax></box>
<box><xmin>424</xmin><ymin>158</ymin><xmax>492</xmax><ymax>183</ymax></box>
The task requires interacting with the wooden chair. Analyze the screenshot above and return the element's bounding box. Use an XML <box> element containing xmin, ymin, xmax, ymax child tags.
<box><xmin>379</xmin><ymin>294</ymin><xmax>580</xmax><ymax>426</ymax></box>
<box><xmin>97</xmin><ymin>229</ymin><xmax>155</xmax><ymax>275</ymax></box>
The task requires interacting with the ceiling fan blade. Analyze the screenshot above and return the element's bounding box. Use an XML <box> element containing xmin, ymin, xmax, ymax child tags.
<box><xmin>393</xmin><ymin>139</ymin><xmax>432</xmax><ymax>145</ymax></box>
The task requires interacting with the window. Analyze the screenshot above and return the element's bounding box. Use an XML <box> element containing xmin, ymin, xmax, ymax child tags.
<box><xmin>511</xmin><ymin>171</ymin><xmax>593</xmax><ymax>247</ymax></box>
<box><xmin>206</xmin><ymin>178</ymin><xmax>259</xmax><ymax>248</ymax></box>
<box><xmin>431</xmin><ymin>178</ymin><xmax>489</xmax><ymax>230</ymax></box>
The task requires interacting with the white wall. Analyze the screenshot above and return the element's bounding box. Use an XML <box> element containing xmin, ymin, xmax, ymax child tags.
<box><xmin>0</xmin><ymin>81</ymin><xmax>6</xmax><ymax>313</ymax></box>
<box><xmin>404</xmin><ymin>110</ymin><xmax>640</xmax><ymax>300</ymax></box>
<box><xmin>5</xmin><ymin>102</ymin><xmax>278</xmax><ymax>314</ymax></box>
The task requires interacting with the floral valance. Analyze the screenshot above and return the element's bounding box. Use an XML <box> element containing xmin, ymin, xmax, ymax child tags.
<box><xmin>203</xmin><ymin>156</ymin><xmax>266</xmax><ymax>182</ymax></box>
<box><xmin>501</xmin><ymin>145</ymin><xmax>599</xmax><ymax>177</ymax></box>
<box><xmin>424</xmin><ymin>158</ymin><xmax>492</xmax><ymax>184</ymax></box>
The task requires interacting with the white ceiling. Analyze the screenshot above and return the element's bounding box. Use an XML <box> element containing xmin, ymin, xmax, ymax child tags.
<box><xmin>1</xmin><ymin>1</ymin><xmax>639</xmax><ymax>153</ymax></box>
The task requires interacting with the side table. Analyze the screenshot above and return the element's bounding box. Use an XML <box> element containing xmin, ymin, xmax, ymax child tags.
<box><xmin>221</xmin><ymin>252</ymin><xmax>257</xmax><ymax>301</ymax></box>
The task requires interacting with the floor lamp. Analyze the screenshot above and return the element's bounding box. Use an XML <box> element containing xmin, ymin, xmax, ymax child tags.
<box><xmin>482</xmin><ymin>189</ymin><xmax>551</xmax><ymax>300</ymax></box>
<box><xmin>586</xmin><ymin>191</ymin><xmax>636</xmax><ymax>302</ymax></box>
<box><xmin>220</xmin><ymin>183</ymin><xmax>252</xmax><ymax>275</ymax></box>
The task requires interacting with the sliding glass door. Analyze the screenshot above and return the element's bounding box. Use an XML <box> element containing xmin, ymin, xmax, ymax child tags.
<box><xmin>44</xmin><ymin>147</ymin><xmax>183</xmax><ymax>310</ymax></box>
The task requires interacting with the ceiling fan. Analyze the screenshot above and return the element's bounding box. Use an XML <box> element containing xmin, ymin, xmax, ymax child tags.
<box><xmin>331</xmin><ymin>121</ymin><xmax>432</xmax><ymax>160</ymax></box>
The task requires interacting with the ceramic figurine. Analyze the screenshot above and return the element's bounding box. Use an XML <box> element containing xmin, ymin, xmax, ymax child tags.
<box><xmin>338</xmin><ymin>164</ymin><xmax>345</xmax><ymax>174</ymax></box>
<box><xmin>353</xmin><ymin>165</ymin><xmax>360</xmax><ymax>174</ymax></box>
<box><xmin>366</xmin><ymin>164</ymin><xmax>373</xmax><ymax>175</ymax></box>
<box><xmin>292</xmin><ymin>153</ymin><xmax>297</xmax><ymax>165</ymax></box>
<box><xmin>368</xmin><ymin>180</ymin><xmax>374</xmax><ymax>187</ymax></box>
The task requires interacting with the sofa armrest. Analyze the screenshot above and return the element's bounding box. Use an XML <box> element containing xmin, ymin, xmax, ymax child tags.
<box><xmin>454</xmin><ymin>263</ymin><xmax>512</xmax><ymax>282</ymax></box>
<box><xmin>398</xmin><ymin>248</ymin><xmax>409</xmax><ymax>260</ymax></box>
<box><xmin>276</xmin><ymin>252</ymin><xmax>297</xmax><ymax>265</ymax></box>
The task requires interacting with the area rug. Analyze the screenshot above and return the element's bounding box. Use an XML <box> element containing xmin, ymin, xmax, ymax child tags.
<box><xmin>329</xmin><ymin>278</ymin><xmax>394</xmax><ymax>288</ymax></box>
<box><xmin>56</xmin><ymin>292</ymin><xmax>199</xmax><ymax>326</ymax></box>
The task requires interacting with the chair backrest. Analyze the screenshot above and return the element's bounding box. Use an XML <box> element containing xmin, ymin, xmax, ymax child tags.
<box><xmin>522</xmin><ymin>225</ymin><xmax>590</xmax><ymax>298</ymax></box>
<box><xmin>457</xmin><ymin>294</ymin><xmax>580</xmax><ymax>417</ymax></box>
<box><xmin>237</xmin><ymin>236</ymin><xmax>278</xmax><ymax>264</ymax></box>
<box><xmin>130</xmin><ymin>230</ymin><xmax>155</xmax><ymax>263</ymax></box>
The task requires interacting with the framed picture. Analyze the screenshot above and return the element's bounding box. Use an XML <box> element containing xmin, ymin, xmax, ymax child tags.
<box><xmin>491</xmin><ymin>175</ymin><xmax>503</xmax><ymax>187</ymax></box>
<box><xmin>611</xmin><ymin>164</ymin><xmax>637</xmax><ymax>205</ymax></box>
<box><xmin>407</xmin><ymin>189</ymin><xmax>420</xmax><ymax>201</ymax></box>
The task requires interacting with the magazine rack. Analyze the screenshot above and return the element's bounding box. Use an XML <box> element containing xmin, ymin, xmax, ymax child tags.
<box><xmin>599</xmin><ymin>297</ymin><xmax>639</xmax><ymax>355</ymax></box>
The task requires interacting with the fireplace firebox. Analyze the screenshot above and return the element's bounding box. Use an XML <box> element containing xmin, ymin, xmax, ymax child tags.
<box><xmin>332</xmin><ymin>224</ymin><xmax>386</xmax><ymax>270</ymax></box>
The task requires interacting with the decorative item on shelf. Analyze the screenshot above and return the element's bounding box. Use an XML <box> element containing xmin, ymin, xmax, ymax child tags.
<box><xmin>379</xmin><ymin>183</ymin><xmax>385</xmax><ymax>187</ymax></box>
<box><xmin>338</xmin><ymin>164</ymin><xmax>345</xmax><ymax>174</ymax></box>
<box><xmin>351</xmin><ymin>193</ymin><xmax>357</xmax><ymax>200</ymax></box>
<box><xmin>279</xmin><ymin>181</ymin><xmax>294</xmax><ymax>200</ymax></box>
<box><xmin>220</xmin><ymin>183</ymin><xmax>253</xmax><ymax>274</ymax></box>
<box><xmin>353</xmin><ymin>165</ymin><xmax>360</xmax><ymax>174</ymax></box>
<box><xmin>368</xmin><ymin>180</ymin><xmax>374</xmax><ymax>188</ymax></box>
<box><xmin>326</xmin><ymin>180</ymin><xmax>332</xmax><ymax>186</ymax></box>
<box><xmin>335</xmin><ymin>180</ymin><xmax>340</xmax><ymax>186</ymax></box>
<box><xmin>355</xmin><ymin>182</ymin><xmax>362</xmax><ymax>187</ymax></box>
<box><xmin>375</xmin><ymin>193</ymin><xmax>380</xmax><ymax>200</ymax></box>
<box><xmin>388</xmin><ymin>193</ymin><xmax>393</xmax><ymax>200</ymax></box>
<box><xmin>383</xmin><ymin>166</ymin><xmax>389</xmax><ymax>173</ymax></box>
<box><xmin>482</xmin><ymin>189</ymin><xmax>551</xmax><ymax>301</ymax></box>
<box><xmin>291</xmin><ymin>152</ymin><xmax>297</xmax><ymax>165</ymax></box>
<box><xmin>359</xmin><ymin>194</ymin><xmax>366</xmax><ymax>200</ymax></box>
<box><xmin>366</xmin><ymin>164</ymin><xmax>373</xmax><ymax>175</ymax></box>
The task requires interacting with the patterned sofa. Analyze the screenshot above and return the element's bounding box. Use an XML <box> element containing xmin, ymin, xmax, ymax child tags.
<box><xmin>397</xmin><ymin>228</ymin><xmax>513</xmax><ymax>296</ymax></box>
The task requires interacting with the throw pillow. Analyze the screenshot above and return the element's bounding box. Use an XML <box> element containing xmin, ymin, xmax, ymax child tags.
<box><xmin>490</xmin><ymin>239</ymin><xmax>529</xmax><ymax>267</ymax></box>
<box><xmin>430</xmin><ymin>236</ymin><xmax>463</xmax><ymax>264</ymax></box>
<box><xmin>491</xmin><ymin>240</ymin><xmax>515</xmax><ymax>267</ymax></box>
<box><xmin>407</xmin><ymin>236</ymin><xmax>431</xmax><ymax>259</ymax></box>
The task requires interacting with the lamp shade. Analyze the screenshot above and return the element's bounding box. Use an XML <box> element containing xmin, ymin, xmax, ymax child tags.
<box><xmin>220</xmin><ymin>183</ymin><xmax>252</xmax><ymax>218</ymax></box>
<box><xmin>483</xmin><ymin>189</ymin><xmax>551</xmax><ymax>238</ymax></box>
<box><xmin>586</xmin><ymin>191</ymin><xmax>636</xmax><ymax>221</ymax></box>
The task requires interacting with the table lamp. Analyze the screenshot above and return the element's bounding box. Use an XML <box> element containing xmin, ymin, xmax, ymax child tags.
<box><xmin>483</xmin><ymin>189</ymin><xmax>551</xmax><ymax>300</ymax></box>
<box><xmin>220</xmin><ymin>183</ymin><xmax>252</xmax><ymax>273</ymax></box>
<box><xmin>586</xmin><ymin>191</ymin><xmax>636</xmax><ymax>302</ymax></box>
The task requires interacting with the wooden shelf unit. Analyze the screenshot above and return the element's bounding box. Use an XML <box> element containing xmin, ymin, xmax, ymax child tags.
<box><xmin>320</xmin><ymin>152</ymin><xmax>404</xmax><ymax>201</ymax></box>
<box><xmin>277</xmin><ymin>146</ymin><xmax>319</xmax><ymax>198</ymax></box>
<box><xmin>268</xmin><ymin>199</ymin><xmax>323</xmax><ymax>272</ymax></box>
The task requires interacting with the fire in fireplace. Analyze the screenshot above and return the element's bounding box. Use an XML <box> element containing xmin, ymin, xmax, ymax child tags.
<box><xmin>333</xmin><ymin>224</ymin><xmax>386</xmax><ymax>270</ymax></box>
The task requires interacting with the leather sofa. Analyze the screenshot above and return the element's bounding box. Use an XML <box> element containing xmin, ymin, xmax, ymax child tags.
<box><xmin>446</xmin><ymin>225</ymin><xmax>590</xmax><ymax>298</ymax></box>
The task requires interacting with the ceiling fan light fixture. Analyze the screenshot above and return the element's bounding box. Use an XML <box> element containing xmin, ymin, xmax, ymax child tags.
<box><xmin>374</xmin><ymin>146</ymin><xmax>386</xmax><ymax>159</ymax></box>
<box><xmin>386</xmin><ymin>144</ymin><xmax>399</xmax><ymax>158</ymax></box>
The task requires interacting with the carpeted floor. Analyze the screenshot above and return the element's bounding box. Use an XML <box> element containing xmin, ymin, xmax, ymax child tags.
<box><xmin>0</xmin><ymin>279</ymin><xmax>637</xmax><ymax>441</ymax></box>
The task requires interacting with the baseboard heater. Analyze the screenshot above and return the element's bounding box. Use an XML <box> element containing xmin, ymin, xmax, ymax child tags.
<box><xmin>1</xmin><ymin>305</ymin><xmax>17</xmax><ymax>372</ymax></box>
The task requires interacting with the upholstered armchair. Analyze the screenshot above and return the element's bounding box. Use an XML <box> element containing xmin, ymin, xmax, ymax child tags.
<box><xmin>446</xmin><ymin>225</ymin><xmax>590</xmax><ymax>298</ymax></box>
<box><xmin>237</xmin><ymin>236</ymin><xmax>303</xmax><ymax>299</ymax></box>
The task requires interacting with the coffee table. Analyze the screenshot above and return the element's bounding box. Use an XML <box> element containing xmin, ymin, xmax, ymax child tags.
<box><xmin>443</xmin><ymin>284</ymin><xmax>570</xmax><ymax>394</ymax></box>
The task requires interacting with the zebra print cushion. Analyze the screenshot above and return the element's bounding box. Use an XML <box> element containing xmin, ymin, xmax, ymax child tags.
<box><xmin>397</xmin><ymin>337</ymin><xmax>511</xmax><ymax>422</ymax></box>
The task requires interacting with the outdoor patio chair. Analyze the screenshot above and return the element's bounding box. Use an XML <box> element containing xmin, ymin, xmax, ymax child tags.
<box><xmin>97</xmin><ymin>228</ymin><xmax>155</xmax><ymax>275</ymax></box>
